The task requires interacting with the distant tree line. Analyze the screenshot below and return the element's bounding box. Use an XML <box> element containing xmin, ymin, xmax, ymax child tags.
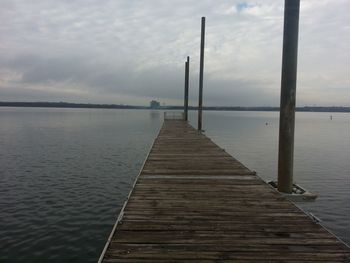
<box><xmin>1</xmin><ymin>101</ymin><xmax>350</xmax><ymax>112</ymax></box>
<box><xmin>0</xmin><ymin>101</ymin><xmax>147</xmax><ymax>109</ymax></box>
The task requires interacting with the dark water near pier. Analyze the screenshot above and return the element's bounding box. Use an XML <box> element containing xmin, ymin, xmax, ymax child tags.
<box><xmin>0</xmin><ymin>108</ymin><xmax>349</xmax><ymax>262</ymax></box>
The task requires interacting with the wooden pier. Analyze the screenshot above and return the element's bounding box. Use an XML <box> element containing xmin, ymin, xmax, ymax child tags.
<box><xmin>99</xmin><ymin>120</ymin><xmax>350</xmax><ymax>262</ymax></box>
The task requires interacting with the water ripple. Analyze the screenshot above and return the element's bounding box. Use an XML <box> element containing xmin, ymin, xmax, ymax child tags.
<box><xmin>0</xmin><ymin>108</ymin><xmax>161</xmax><ymax>262</ymax></box>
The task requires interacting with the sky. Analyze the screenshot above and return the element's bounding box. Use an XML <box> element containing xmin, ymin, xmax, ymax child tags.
<box><xmin>0</xmin><ymin>0</ymin><xmax>349</xmax><ymax>106</ymax></box>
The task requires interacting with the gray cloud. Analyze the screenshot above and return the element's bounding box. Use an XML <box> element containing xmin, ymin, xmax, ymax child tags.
<box><xmin>0</xmin><ymin>0</ymin><xmax>349</xmax><ymax>106</ymax></box>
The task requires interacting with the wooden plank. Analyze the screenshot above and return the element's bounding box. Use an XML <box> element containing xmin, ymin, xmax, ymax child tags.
<box><xmin>99</xmin><ymin>120</ymin><xmax>350</xmax><ymax>262</ymax></box>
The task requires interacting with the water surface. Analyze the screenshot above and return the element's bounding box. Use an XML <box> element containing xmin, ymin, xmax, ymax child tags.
<box><xmin>1</xmin><ymin>108</ymin><xmax>349</xmax><ymax>262</ymax></box>
<box><xmin>0</xmin><ymin>108</ymin><xmax>162</xmax><ymax>262</ymax></box>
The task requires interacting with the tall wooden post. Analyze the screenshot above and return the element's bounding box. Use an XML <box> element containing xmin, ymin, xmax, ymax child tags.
<box><xmin>277</xmin><ymin>0</ymin><xmax>301</xmax><ymax>193</ymax></box>
<box><xmin>184</xmin><ymin>56</ymin><xmax>190</xmax><ymax>121</ymax></box>
<box><xmin>198</xmin><ymin>17</ymin><xmax>205</xmax><ymax>131</ymax></box>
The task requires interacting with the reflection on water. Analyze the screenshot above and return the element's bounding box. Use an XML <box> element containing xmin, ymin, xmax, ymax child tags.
<box><xmin>149</xmin><ymin>110</ymin><xmax>161</xmax><ymax>120</ymax></box>
<box><xmin>0</xmin><ymin>108</ymin><xmax>349</xmax><ymax>263</ymax></box>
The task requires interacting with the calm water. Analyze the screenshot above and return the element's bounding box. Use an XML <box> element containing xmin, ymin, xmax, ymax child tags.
<box><xmin>0</xmin><ymin>108</ymin><xmax>349</xmax><ymax>262</ymax></box>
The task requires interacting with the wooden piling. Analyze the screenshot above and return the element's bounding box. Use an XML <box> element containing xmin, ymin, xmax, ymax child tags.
<box><xmin>198</xmin><ymin>17</ymin><xmax>205</xmax><ymax>131</ymax></box>
<box><xmin>184</xmin><ymin>56</ymin><xmax>190</xmax><ymax>121</ymax></box>
<box><xmin>278</xmin><ymin>0</ymin><xmax>300</xmax><ymax>193</ymax></box>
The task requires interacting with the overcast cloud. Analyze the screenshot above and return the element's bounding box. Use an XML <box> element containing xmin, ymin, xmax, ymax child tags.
<box><xmin>0</xmin><ymin>0</ymin><xmax>349</xmax><ymax>106</ymax></box>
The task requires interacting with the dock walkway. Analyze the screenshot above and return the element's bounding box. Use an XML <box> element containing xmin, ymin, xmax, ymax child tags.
<box><xmin>100</xmin><ymin>120</ymin><xmax>350</xmax><ymax>262</ymax></box>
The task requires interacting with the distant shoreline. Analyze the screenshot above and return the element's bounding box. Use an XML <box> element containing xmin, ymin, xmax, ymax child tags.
<box><xmin>1</xmin><ymin>101</ymin><xmax>350</xmax><ymax>113</ymax></box>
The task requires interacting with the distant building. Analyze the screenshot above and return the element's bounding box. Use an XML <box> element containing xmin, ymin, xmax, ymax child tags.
<box><xmin>150</xmin><ymin>100</ymin><xmax>160</xmax><ymax>109</ymax></box>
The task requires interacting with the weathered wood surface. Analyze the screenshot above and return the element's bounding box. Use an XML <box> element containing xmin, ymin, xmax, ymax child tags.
<box><xmin>101</xmin><ymin>120</ymin><xmax>350</xmax><ymax>262</ymax></box>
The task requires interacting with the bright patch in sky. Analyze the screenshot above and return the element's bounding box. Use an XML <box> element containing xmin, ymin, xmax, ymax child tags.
<box><xmin>236</xmin><ymin>2</ymin><xmax>251</xmax><ymax>12</ymax></box>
